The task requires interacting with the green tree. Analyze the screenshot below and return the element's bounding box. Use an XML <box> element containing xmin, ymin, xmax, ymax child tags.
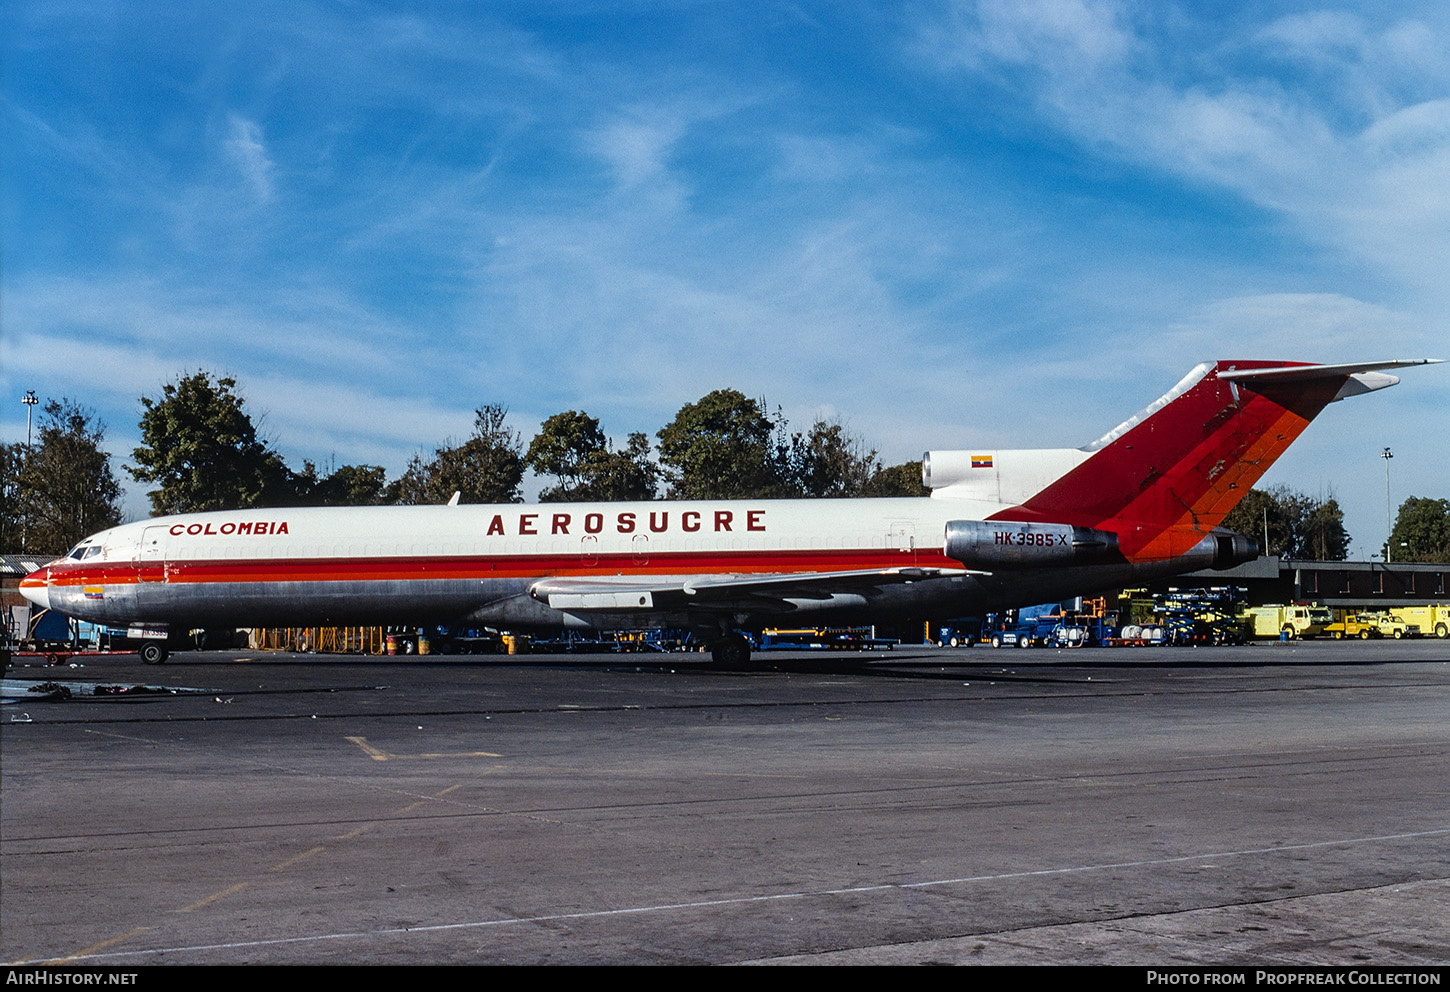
<box><xmin>1222</xmin><ymin>488</ymin><xmax>1293</xmax><ymax>557</ymax></box>
<box><xmin>14</xmin><ymin>400</ymin><xmax>124</xmax><ymax>552</ymax></box>
<box><xmin>860</xmin><ymin>460</ymin><xmax>930</xmax><ymax>497</ymax></box>
<box><xmin>656</xmin><ymin>389</ymin><xmax>787</xmax><ymax>499</ymax></box>
<box><xmin>292</xmin><ymin>461</ymin><xmax>389</xmax><ymax>506</ymax></box>
<box><xmin>571</xmin><ymin>432</ymin><xmax>660</xmax><ymax>502</ymax></box>
<box><xmin>1387</xmin><ymin>496</ymin><xmax>1450</xmax><ymax>563</ymax></box>
<box><xmin>526</xmin><ymin>411</ymin><xmax>609</xmax><ymax>501</ymax></box>
<box><xmin>0</xmin><ymin>443</ymin><xmax>23</xmax><ymax>551</ymax></box>
<box><xmin>1221</xmin><ymin>486</ymin><xmax>1349</xmax><ymax>560</ymax></box>
<box><xmin>1301</xmin><ymin>497</ymin><xmax>1350</xmax><ymax>561</ymax></box>
<box><xmin>526</xmin><ymin>412</ymin><xmax>661</xmax><ymax>502</ymax></box>
<box><xmin>388</xmin><ymin>404</ymin><xmax>524</xmax><ymax>505</ymax></box>
<box><xmin>782</xmin><ymin>420</ymin><xmax>881</xmax><ymax>498</ymax></box>
<box><xmin>129</xmin><ymin>372</ymin><xmax>292</xmax><ymax>515</ymax></box>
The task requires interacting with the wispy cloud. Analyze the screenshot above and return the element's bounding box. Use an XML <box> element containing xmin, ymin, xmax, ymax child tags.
<box><xmin>224</xmin><ymin>114</ymin><xmax>275</xmax><ymax>203</ymax></box>
<box><xmin>913</xmin><ymin>0</ymin><xmax>1450</xmax><ymax>300</ymax></box>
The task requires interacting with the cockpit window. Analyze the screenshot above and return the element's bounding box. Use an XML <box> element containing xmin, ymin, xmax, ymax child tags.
<box><xmin>67</xmin><ymin>545</ymin><xmax>87</xmax><ymax>560</ymax></box>
<box><xmin>83</xmin><ymin>545</ymin><xmax>104</xmax><ymax>559</ymax></box>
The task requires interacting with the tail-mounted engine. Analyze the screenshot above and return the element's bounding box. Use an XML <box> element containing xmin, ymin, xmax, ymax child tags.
<box><xmin>944</xmin><ymin>520</ymin><xmax>1121</xmax><ymax>569</ymax></box>
<box><xmin>1209</xmin><ymin>528</ymin><xmax>1259</xmax><ymax>569</ymax></box>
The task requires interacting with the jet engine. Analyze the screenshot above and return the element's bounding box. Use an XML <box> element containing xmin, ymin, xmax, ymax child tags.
<box><xmin>1208</xmin><ymin>529</ymin><xmax>1259</xmax><ymax>569</ymax></box>
<box><xmin>944</xmin><ymin>520</ymin><xmax>1120</xmax><ymax>569</ymax></box>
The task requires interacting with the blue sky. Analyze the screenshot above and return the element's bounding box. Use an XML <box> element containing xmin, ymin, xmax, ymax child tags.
<box><xmin>3</xmin><ymin>0</ymin><xmax>1446</xmax><ymax>557</ymax></box>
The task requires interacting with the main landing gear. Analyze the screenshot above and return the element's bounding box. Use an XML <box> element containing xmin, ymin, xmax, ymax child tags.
<box><xmin>708</xmin><ymin>632</ymin><xmax>753</xmax><ymax>668</ymax></box>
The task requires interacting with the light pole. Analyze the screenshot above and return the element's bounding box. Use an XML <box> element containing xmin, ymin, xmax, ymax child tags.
<box><xmin>22</xmin><ymin>389</ymin><xmax>38</xmax><ymax>450</ymax></box>
<box><xmin>1381</xmin><ymin>447</ymin><xmax>1394</xmax><ymax>563</ymax></box>
<box><xmin>21</xmin><ymin>390</ymin><xmax>39</xmax><ymax>553</ymax></box>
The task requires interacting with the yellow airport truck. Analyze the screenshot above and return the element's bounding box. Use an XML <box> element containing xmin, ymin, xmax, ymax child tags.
<box><xmin>1324</xmin><ymin>612</ymin><xmax>1382</xmax><ymax>639</ymax></box>
<box><xmin>1243</xmin><ymin>604</ymin><xmax>1333</xmax><ymax>640</ymax></box>
<box><xmin>1365</xmin><ymin>612</ymin><xmax>1421</xmax><ymax>638</ymax></box>
<box><xmin>1326</xmin><ymin>611</ymin><xmax>1421</xmax><ymax>639</ymax></box>
<box><xmin>1397</xmin><ymin>605</ymin><xmax>1450</xmax><ymax>639</ymax></box>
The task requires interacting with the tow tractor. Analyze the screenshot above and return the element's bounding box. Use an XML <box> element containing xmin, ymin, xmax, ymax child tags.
<box><xmin>10</xmin><ymin>610</ymin><xmax>170</xmax><ymax>665</ymax></box>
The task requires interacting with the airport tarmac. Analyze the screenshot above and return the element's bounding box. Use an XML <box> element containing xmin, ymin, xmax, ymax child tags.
<box><xmin>2</xmin><ymin>640</ymin><xmax>1447</xmax><ymax>966</ymax></box>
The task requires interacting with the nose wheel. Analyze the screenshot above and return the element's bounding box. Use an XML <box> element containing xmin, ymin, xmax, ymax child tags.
<box><xmin>139</xmin><ymin>642</ymin><xmax>169</xmax><ymax>665</ymax></box>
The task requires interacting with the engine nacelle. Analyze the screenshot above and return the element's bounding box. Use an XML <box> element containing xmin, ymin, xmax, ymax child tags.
<box><xmin>944</xmin><ymin>520</ymin><xmax>1120</xmax><ymax>569</ymax></box>
<box><xmin>1209</xmin><ymin>529</ymin><xmax>1259</xmax><ymax>569</ymax></box>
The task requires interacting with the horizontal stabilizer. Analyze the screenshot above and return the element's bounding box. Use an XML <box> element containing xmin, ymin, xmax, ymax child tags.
<box><xmin>1219</xmin><ymin>359</ymin><xmax>1444</xmax><ymax>401</ymax></box>
<box><xmin>1216</xmin><ymin>359</ymin><xmax>1442</xmax><ymax>382</ymax></box>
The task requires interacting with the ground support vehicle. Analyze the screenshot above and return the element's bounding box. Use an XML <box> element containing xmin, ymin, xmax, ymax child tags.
<box><xmin>753</xmin><ymin>627</ymin><xmax>896</xmax><ymax>651</ymax></box>
<box><xmin>11</xmin><ymin>611</ymin><xmax>170</xmax><ymax>664</ymax></box>
<box><xmin>9</xmin><ymin>647</ymin><xmax>144</xmax><ymax>666</ymax></box>
<box><xmin>1397</xmin><ymin>605</ymin><xmax>1450</xmax><ymax>639</ymax></box>
<box><xmin>428</xmin><ymin>627</ymin><xmax>508</xmax><ymax>654</ymax></box>
<box><xmin>985</xmin><ymin>604</ymin><xmax>1111</xmax><ymax>648</ymax></box>
<box><xmin>936</xmin><ymin>618</ymin><xmax>984</xmax><ymax>647</ymax></box>
<box><xmin>985</xmin><ymin>606</ymin><xmax>1052</xmax><ymax>649</ymax></box>
<box><xmin>614</xmin><ymin>630</ymin><xmax>691</xmax><ymax>652</ymax></box>
<box><xmin>1243</xmin><ymin>604</ymin><xmax>1332</xmax><ymax>640</ymax></box>
<box><xmin>1365</xmin><ymin>613</ymin><xmax>1420</xmax><ymax>639</ymax></box>
<box><xmin>1324</xmin><ymin>613</ymin><xmax>1384</xmax><ymax>639</ymax></box>
<box><xmin>529</xmin><ymin>628</ymin><xmax>692</xmax><ymax>653</ymax></box>
<box><xmin>1152</xmin><ymin>586</ymin><xmax>1248</xmax><ymax>645</ymax></box>
<box><xmin>1109</xmin><ymin>623</ymin><xmax>1167</xmax><ymax>647</ymax></box>
<box><xmin>528</xmin><ymin>629</ymin><xmax>619</xmax><ymax>653</ymax></box>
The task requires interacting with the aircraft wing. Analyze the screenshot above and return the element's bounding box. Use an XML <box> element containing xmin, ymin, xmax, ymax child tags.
<box><xmin>529</xmin><ymin>567</ymin><xmax>977</xmax><ymax>614</ymax></box>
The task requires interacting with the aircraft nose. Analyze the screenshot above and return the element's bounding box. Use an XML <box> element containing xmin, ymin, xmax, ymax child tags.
<box><xmin>19</xmin><ymin>566</ymin><xmax>52</xmax><ymax>611</ymax></box>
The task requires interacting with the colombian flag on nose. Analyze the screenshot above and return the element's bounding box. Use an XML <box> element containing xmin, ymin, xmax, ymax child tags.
<box><xmin>971</xmin><ymin>455</ymin><xmax>993</xmax><ymax>469</ymax></box>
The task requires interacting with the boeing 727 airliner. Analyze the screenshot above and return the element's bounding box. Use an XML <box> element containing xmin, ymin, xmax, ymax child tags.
<box><xmin>20</xmin><ymin>359</ymin><xmax>1440</xmax><ymax>664</ymax></box>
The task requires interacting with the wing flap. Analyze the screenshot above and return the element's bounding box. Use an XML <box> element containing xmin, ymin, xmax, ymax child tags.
<box><xmin>530</xmin><ymin>567</ymin><xmax>976</xmax><ymax>613</ymax></box>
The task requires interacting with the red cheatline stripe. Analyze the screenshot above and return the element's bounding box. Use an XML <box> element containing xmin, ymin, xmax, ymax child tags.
<box><xmin>44</xmin><ymin>547</ymin><xmax>960</xmax><ymax>587</ymax></box>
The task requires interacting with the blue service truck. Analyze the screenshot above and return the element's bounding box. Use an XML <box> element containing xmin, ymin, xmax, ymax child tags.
<box><xmin>985</xmin><ymin>601</ymin><xmax>1112</xmax><ymax>648</ymax></box>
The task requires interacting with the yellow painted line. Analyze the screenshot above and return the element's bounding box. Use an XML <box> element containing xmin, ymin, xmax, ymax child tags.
<box><xmin>269</xmin><ymin>846</ymin><xmax>326</xmax><ymax>872</ymax></box>
<box><xmin>40</xmin><ymin>927</ymin><xmax>152</xmax><ymax>964</ymax></box>
<box><xmin>336</xmin><ymin>824</ymin><xmax>373</xmax><ymax>840</ymax></box>
<box><xmin>178</xmin><ymin>882</ymin><xmax>251</xmax><ymax>912</ymax></box>
<box><xmin>346</xmin><ymin>735</ymin><xmax>390</xmax><ymax>760</ymax></box>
